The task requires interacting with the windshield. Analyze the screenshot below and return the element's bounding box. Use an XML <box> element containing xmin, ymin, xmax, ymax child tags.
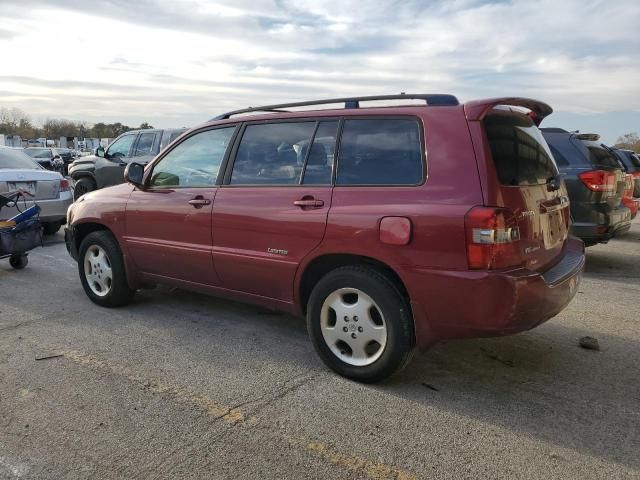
<box><xmin>0</xmin><ymin>148</ymin><xmax>42</xmax><ymax>169</ymax></box>
<box><xmin>25</xmin><ymin>148</ymin><xmax>52</xmax><ymax>159</ymax></box>
<box><xmin>581</xmin><ymin>142</ymin><xmax>621</xmax><ymax>169</ymax></box>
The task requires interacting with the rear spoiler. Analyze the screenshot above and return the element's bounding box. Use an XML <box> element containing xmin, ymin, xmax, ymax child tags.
<box><xmin>464</xmin><ymin>97</ymin><xmax>553</xmax><ymax>126</ymax></box>
<box><xmin>575</xmin><ymin>133</ymin><xmax>600</xmax><ymax>141</ymax></box>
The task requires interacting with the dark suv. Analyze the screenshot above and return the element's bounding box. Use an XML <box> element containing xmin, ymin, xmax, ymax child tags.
<box><xmin>611</xmin><ymin>148</ymin><xmax>640</xmax><ymax>197</ymax></box>
<box><xmin>69</xmin><ymin>128</ymin><xmax>186</xmax><ymax>200</ymax></box>
<box><xmin>65</xmin><ymin>95</ymin><xmax>585</xmax><ymax>382</ymax></box>
<box><xmin>541</xmin><ymin>129</ymin><xmax>631</xmax><ymax>246</ymax></box>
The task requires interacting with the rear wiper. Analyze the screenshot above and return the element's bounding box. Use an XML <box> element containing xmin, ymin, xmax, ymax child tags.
<box><xmin>546</xmin><ymin>175</ymin><xmax>562</xmax><ymax>192</ymax></box>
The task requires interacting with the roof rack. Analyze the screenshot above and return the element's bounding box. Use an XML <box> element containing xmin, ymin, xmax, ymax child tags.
<box><xmin>211</xmin><ymin>93</ymin><xmax>459</xmax><ymax>120</ymax></box>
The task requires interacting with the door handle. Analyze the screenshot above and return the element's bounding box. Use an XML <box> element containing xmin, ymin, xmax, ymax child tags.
<box><xmin>293</xmin><ymin>198</ymin><xmax>324</xmax><ymax>208</ymax></box>
<box><xmin>188</xmin><ymin>197</ymin><xmax>211</xmax><ymax>208</ymax></box>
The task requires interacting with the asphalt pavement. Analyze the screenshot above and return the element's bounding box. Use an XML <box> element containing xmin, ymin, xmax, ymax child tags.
<box><xmin>1</xmin><ymin>223</ymin><xmax>639</xmax><ymax>479</ymax></box>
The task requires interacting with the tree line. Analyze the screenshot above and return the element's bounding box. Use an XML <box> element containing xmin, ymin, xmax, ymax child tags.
<box><xmin>0</xmin><ymin>107</ymin><xmax>154</xmax><ymax>140</ymax></box>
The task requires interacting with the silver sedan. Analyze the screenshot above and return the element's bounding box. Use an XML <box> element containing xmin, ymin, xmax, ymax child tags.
<box><xmin>0</xmin><ymin>146</ymin><xmax>73</xmax><ymax>235</ymax></box>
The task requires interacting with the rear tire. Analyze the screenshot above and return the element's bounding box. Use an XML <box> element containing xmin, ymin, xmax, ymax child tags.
<box><xmin>42</xmin><ymin>222</ymin><xmax>61</xmax><ymax>235</ymax></box>
<box><xmin>73</xmin><ymin>177</ymin><xmax>96</xmax><ymax>201</ymax></box>
<box><xmin>78</xmin><ymin>231</ymin><xmax>135</xmax><ymax>307</ymax></box>
<box><xmin>307</xmin><ymin>265</ymin><xmax>415</xmax><ymax>383</ymax></box>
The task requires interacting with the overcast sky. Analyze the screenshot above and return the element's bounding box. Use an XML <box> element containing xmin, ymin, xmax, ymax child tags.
<box><xmin>1</xmin><ymin>0</ymin><xmax>639</xmax><ymax>143</ymax></box>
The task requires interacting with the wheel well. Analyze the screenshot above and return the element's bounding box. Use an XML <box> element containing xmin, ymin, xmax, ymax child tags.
<box><xmin>74</xmin><ymin>223</ymin><xmax>110</xmax><ymax>251</ymax></box>
<box><xmin>298</xmin><ymin>254</ymin><xmax>410</xmax><ymax>313</ymax></box>
<box><xmin>73</xmin><ymin>174</ymin><xmax>96</xmax><ymax>184</ymax></box>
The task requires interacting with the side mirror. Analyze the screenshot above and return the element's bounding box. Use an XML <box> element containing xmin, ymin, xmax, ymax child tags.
<box><xmin>124</xmin><ymin>162</ymin><xmax>145</xmax><ymax>188</ymax></box>
<box><xmin>96</xmin><ymin>146</ymin><xmax>105</xmax><ymax>158</ymax></box>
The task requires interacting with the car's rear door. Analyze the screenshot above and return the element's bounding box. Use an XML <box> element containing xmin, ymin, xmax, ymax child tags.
<box><xmin>211</xmin><ymin>119</ymin><xmax>337</xmax><ymax>302</ymax></box>
<box><xmin>124</xmin><ymin>126</ymin><xmax>237</xmax><ymax>286</ymax></box>
<box><xmin>483</xmin><ymin>111</ymin><xmax>569</xmax><ymax>272</ymax></box>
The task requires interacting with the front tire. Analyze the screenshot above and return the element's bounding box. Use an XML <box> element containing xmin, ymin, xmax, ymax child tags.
<box><xmin>307</xmin><ymin>265</ymin><xmax>415</xmax><ymax>383</ymax></box>
<box><xmin>42</xmin><ymin>222</ymin><xmax>61</xmax><ymax>235</ymax></box>
<box><xmin>9</xmin><ymin>254</ymin><xmax>28</xmax><ymax>269</ymax></box>
<box><xmin>73</xmin><ymin>177</ymin><xmax>96</xmax><ymax>201</ymax></box>
<box><xmin>78</xmin><ymin>231</ymin><xmax>135</xmax><ymax>307</ymax></box>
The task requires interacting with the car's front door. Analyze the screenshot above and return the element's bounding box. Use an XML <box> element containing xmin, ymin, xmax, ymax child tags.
<box><xmin>212</xmin><ymin>119</ymin><xmax>337</xmax><ymax>302</ymax></box>
<box><xmin>96</xmin><ymin>133</ymin><xmax>137</xmax><ymax>188</ymax></box>
<box><xmin>124</xmin><ymin>126</ymin><xmax>237</xmax><ymax>286</ymax></box>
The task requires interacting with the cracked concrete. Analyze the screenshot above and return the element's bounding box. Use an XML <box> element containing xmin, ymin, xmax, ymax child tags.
<box><xmin>0</xmin><ymin>225</ymin><xmax>639</xmax><ymax>479</ymax></box>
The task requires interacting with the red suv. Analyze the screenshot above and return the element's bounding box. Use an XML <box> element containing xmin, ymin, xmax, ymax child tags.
<box><xmin>65</xmin><ymin>94</ymin><xmax>585</xmax><ymax>382</ymax></box>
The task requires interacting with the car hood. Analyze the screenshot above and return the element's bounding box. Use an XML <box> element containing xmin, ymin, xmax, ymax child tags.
<box><xmin>71</xmin><ymin>155</ymin><xmax>98</xmax><ymax>166</ymax></box>
<box><xmin>0</xmin><ymin>168</ymin><xmax>63</xmax><ymax>181</ymax></box>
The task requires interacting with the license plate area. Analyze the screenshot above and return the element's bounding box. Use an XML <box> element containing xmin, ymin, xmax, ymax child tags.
<box><xmin>542</xmin><ymin>210</ymin><xmax>567</xmax><ymax>249</ymax></box>
<box><xmin>7</xmin><ymin>182</ymin><xmax>36</xmax><ymax>196</ymax></box>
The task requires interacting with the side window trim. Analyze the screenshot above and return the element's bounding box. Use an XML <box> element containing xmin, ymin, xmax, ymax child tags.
<box><xmin>297</xmin><ymin>121</ymin><xmax>320</xmax><ymax>184</ymax></box>
<box><xmin>144</xmin><ymin>124</ymin><xmax>240</xmax><ymax>189</ymax></box>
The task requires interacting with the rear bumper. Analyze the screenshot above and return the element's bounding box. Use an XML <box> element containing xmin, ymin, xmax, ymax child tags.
<box><xmin>571</xmin><ymin>205</ymin><xmax>632</xmax><ymax>244</ymax></box>
<box><xmin>406</xmin><ymin>237</ymin><xmax>585</xmax><ymax>348</ymax></box>
<box><xmin>0</xmin><ymin>192</ymin><xmax>72</xmax><ymax>223</ymax></box>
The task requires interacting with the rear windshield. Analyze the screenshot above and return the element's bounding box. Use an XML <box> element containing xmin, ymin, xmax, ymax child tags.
<box><xmin>621</xmin><ymin>151</ymin><xmax>640</xmax><ymax>170</ymax></box>
<box><xmin>581</xmin><ymin>141</ymin><xmax>621</xmax><ymax>169</ymax></box>
<box><xmin>485</xmin><ymin>112</ymin><xmax>559</xmax><ymax>186</ymax></box>
<box><xmin>0</xmin><ymin>149</ymin><xmax>41</xmax><ymax>169</ymax></box>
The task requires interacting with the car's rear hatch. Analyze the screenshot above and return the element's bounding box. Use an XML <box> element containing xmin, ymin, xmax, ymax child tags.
<box><xmin>482</xmin><ymin>109</ymin><xmax>569</xmax><ymax>272</ymax></box>
<box><xmin>573</xmin><ymin>138</ymin><xmax>627</xmax><ymax>210</ymax></box>
<box><xmin>0</xmin><ymin>169</ymin><xmax>61</xmax><ymax>200</ymax></box>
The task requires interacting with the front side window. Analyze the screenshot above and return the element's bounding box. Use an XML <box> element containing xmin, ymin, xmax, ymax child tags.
<box><xmin>230</xmin><ymin>122</ymin><xmax>316</xmax><ymax>185</ymax></box>
<box><xmin>134</xmin><ymin>133</ymin><xmax>157</xmax><ymax>157</ymax></box>
<box><xmin>106</xmin><ymin>134</ymin><xmax>135</xmax><ymax>158</ymax></box>
<box><xmin>336</xmin><ymin>118</ymin><xmax>423</xmax><ymax>185</ymax></box>
<box><xmin>149</xmin><ymin>127</ymin><xmax>235</xmax><ymax>188</ymax></box>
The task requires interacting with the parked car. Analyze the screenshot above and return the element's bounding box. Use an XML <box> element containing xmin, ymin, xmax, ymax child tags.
<box><xmin>610</xmin><ymin>148</ymin><xmax>640</xmax><ymax>198</ymax></box>
<box><xmin>69</xmin><ymin>128</ymin><xmax>187</xmax><ymax>200</ymax></box>
<box><xmin>65</xmin><ymin>94</ymin><xmax>585</xmax><ymax>382</ymax></box>
<box><xmin>55</xmin><ymin>147</ymin><xmax>76</xmax><ymax>175</ymax></box>
<box><xmin>24</xmin><ymin>147</ymin><xmax>65</xmax><ymax>174</ymax></box>
<box><xmin>0</xmin><ymin>146</ymin><xmax>73</xmax><ymax>235</ymax></box>
<box><xmin>541</xmin><ymin>129</ymin><xmax>631</xmax><ymax>246</ymax></box>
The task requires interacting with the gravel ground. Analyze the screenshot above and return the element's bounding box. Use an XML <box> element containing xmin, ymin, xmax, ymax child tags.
<box><xmin>1</xmin><ymin>222</ymin><xmax>639</xmax><ymax>479</ymax></box>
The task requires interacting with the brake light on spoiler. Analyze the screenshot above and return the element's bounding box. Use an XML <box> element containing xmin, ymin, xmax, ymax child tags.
<box><xmin>465</xmin><ymin>206</ymin><xmax>522</xmax><ymax>270</ymax></box>
<box><xmin>578</xmin><ymin>170</ymin><xmax>617</xmax><ymax>192</ymax></box>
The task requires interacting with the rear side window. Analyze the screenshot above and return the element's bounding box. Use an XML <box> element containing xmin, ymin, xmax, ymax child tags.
<box><xmin>485</xmin><ymin>112</ymin><xmax>559</xmax><ymax>186</ymax></box>
<box><xmin>134</xmin><ymin>133</ymin><xmax>157</xmax><ymax>157</ymax></box>
<box><xmin>336</xmin><ymin>118</ymin><xmax>423</xmax><ymax>185</ymax></box>
<box><xmin>231</xmin><ymin>122</ymin><xmax>316</xmax><ymax>185</ymax></box>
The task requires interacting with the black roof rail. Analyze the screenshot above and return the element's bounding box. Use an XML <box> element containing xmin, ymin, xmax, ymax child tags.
<box><xmin>211</xmin><ymin>93</ymin><xmax>459</xmax><ymax>120</ymax></box>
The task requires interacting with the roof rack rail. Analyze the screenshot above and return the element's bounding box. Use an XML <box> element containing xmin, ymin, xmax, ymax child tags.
<box><xmin>211</xmin><ymin>93</ymin><xmax>459</xmax><ymax>120</ymax></box>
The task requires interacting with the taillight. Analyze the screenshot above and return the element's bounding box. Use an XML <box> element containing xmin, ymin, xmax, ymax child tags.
<box><xmin>60</xmin><ymin>179</ymin><xmax>70</xmax><ymax>191</ymax></box>
<box><xmin>578</xmin><ymin>170</ymin><xmax>616</xmax><ymax>192</ymax></box>
<box><xmin>623</xmin><ymin>174</ymin><xmax>633</xmax><ymax>199</ymax></box>
<box><xmin>465</xmin><ymin>206</ymin><xmax>522</xmax><ymax>270</ymax></box>
<box><xmin>632</xmin><ymin>171</ymin><xmax>640</xmax><ymax>179</ymax></box>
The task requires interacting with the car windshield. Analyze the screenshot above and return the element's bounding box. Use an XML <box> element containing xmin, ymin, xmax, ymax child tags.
<box><xmin>25</xmin><ymin>148</ymin><xmax>52</xmax><ymax>159</ymax></box>
<box><xmin>0</xmin><ymin>149</ymin><xmax>42</xmax><ymax>169</ymax></box>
